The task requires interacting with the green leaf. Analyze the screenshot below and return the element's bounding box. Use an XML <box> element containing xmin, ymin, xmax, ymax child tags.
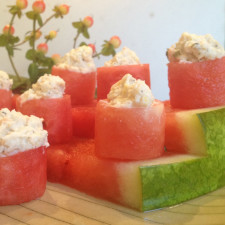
<box><xmin>82</xmin><ymin>27</ymin><xmax>90</xmax><ymax>39</ymax></box>
<box><xmin>101</xmin><ymin>43</ymin><xmax>115</xmax><ymax>56</ymax></box>
<box><xmin>8</xmin><ymin>36</ymin><xmax>20</xmax><ymax>45</ymax></box>
<box><xmin>17</xmin><ymin>10</ymin><xmax>22</xmax><ymax>19</ymax></box>
<box><xmin>79</xmin><ymin>42</ymin><xmax>87</xmax><ymax>46</ymax></box>
<box><xmin>9</xmin><ymin>75</ymin><xmax>31</xmax><ymax>93</ymax></box>
<box><xmin>6</xmin><ymin>45</ymin><xmax>14</xmax><ymax>56</ymax></box>
<box><xmin>29</xmin><ymin>38</ymin><xmax>34</xmax><ymax>47</ymax></box>
<box><xmin>72</xmin><ymin>21</ymin><xmax>83</xmax><ymax>29</ymax></box>
<box><xmin>44</xmin><ymin>34</ymin><xmax>50</xmax><ymax>41</ymax></box>
<box><xmin>36</xmin><ymin>51</ymin><xmax>46</xmax><ymax>62</ymax></box>
<box><xmin>37</xmin><ymin>14</ymin><xmax>43</xmax><ymax>26</ymax></box>
<box><xmin>111</xmin><ymin>49</ymin><xmax>116</xmax><ymax>56</ymax></box>
<box><xmin>26</xmin><ymin>49</ymin><xmax>36</xmax><ymax>60</ymax></box>
<box><xmin>53</xmin><ymin>6</ymin><xmax>63</xmax><ymax>19</ymax></box>
<box><xmin>9</xmin><ymin>6</ymin><xmax>19</xmax><ymax>15</ymax></box>
<box><xmin>28</xmin><ymin>63</ymin><xmax>39</xmax><ymax>83</ymax></box>
<box><xmin>26</xmin><ymin>11</ymin><xmax>35</xmax><ymax>20</ymax></box>
<box><xmin>38</xmin><ymin>68</ymin><xmax>52</xmax><ymax>75</ymax></box>
<box><xmin>43</xmin><ymin>57</ymin><xmax>54</xmax><ymax>68</ymax></box>
<box><xmin>37</xmin><ymin>54</ymin><xmax>54</xmax><ymax>67</ymax></box>
<box><xmin>0</xmin><ymin>34</ymin><xmax>8</xmax><ymax>47</ymax></box>
<box><xmin>54</xmin><ymin>14</ymin><xmax>61</xmax><ymax>19</ymax></box>
<box><xmin>25</xmin><ymin>35</ymin><xmax>31</xmax><ymax>41</ymax></box>
<box><xmin>8</xmin><ymin>5</ymin><xmax>22</xmax><ymax>18</ymax></box>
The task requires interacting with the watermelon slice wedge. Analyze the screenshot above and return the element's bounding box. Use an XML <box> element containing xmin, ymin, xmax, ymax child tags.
<box><xmin>165</xmin><ymin>100</ymin><xmax>224</xmax><ymax>155</ymax></box>
<box><xmin>47</xmin><ymin>106</ymin><xmax>225</xmax><ymax>211</ymax></box>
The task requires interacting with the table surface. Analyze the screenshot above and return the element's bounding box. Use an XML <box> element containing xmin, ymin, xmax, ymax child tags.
<box><xmin>0</xmin><ymin>182</ymin><xmax>225</xmax><ymax>225</ymax></box>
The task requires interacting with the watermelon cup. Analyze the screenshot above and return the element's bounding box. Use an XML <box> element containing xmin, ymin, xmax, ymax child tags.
<box><xmin>0</xmin><ymin>89</ymin><xmax>12</xmax><ymax>110</ymax></box>
<box><xmin>47</xmin><ymin>106</ymin><xmax>225</xmax><ymax>211</ymax></box>
<box><xmin>168</xmin><ymin>56</ymin><xmax>225</xmax><ymax>109</ymax></box>
<box><xmin>16</xmin><ymin>95</ymin><xmax>72</xmax><ymax>145</ymax></box>
<box><xmin>0</xmin><ymin>146</ymin><xmax>47</xmax><ymax>206</ymax></box>
<box><xmin>51</xmin><ymin>66</ymin><xmax>96</xmax><ymax>106</ymax></box>
<box><xmin>95</xmin><ymin>100</ymin><xmax>165</xmax><ymax>160</ymax></box>
<box><xmin>97</xmin><ymin>64</ymin><xmax>150</xmax><ymax>100</ymax></box>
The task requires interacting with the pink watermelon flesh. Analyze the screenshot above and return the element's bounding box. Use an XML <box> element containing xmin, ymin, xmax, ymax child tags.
<box><xmin>47</xmin><ymin>138</ymin><xmax>202</xmax><ymax>210</ymax></box>
<box><xmin>47</xmin><ymin>138</ymin><xmax>121</xmax><ymax>203</ymax></box>
<box><xmin>72</xmin><ymin>101</ymin><xmax>96</xmax><ymax>138</ymax></box>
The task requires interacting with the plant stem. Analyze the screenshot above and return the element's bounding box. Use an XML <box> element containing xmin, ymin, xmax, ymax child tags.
<box><xmin>15</xmin><ymin>13</ymin><xmax>56</xmax><ymax>47</ymax></box>
<box><xmin>8</xmin><ymin>14</ymin><xmax>16</xmax><ymax>35</ymax></box>
<box><xmin>7</xmin><ymin>13</ymin><xmax>21</xmax><ymax>80</ymax></box>
<box><xmin>31</xmin><ymin>17</ymin><xmax>37</xmax><ymax>65</ymax></box>
<box><xmin>73</xmin><ymin>31</ymin><xmax>80</xmax><ymax>48</ymax></box>
<box><xmin>7</xmin><ymin>52</ymin><xmax>21</xmax><ymax>80</ymax></box>
<box><xmin>32</xmin><ymin>18</ymin><xmax>36</xmax><ymax>51</ymax></box>
<box><xmin>37</xmin><ymin>13</ymin><xmax>56</xmax><ymax>31</ymax></box>
<box><xmin>14</xmin><ymin>37</ymin><xmax>28</xmax><ymax>47</ymax></box>
<box><xmin>93</xmin><ymin>52</ymin><xmax>102</xmax><ymax>58</ymax></box>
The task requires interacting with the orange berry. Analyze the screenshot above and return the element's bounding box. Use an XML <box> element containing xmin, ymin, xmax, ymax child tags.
<box><xmin>3</xmin><ymin>25</ymin><xmax>15</xmax><ymax>35</ymax></box>
<box><xmin>32</xmin><ymin>0</ymin><xmax>45</xmax><ymax>14</ymax></box>
<box><xmin>83</xmin><ymin>16</ymin><xmax>94</xmax><ymax>28</ymax></box>
<box><xmin>16</xmin><ymin>0</ymin><xmax>28</xmax><ymax>9</ymax></box>
<box><xmin>49</xmin><ymin>30</ymin><xmax>57</xmax><ymax>39</ymax></box>
<box><xmin>109</xmin><ymin>36</ymin><xmax>121</xmax><ymax>49</ymax></box>
<box><xmin>37</xmin><ymin>43</ymin><xmax>48</xmax><ymax>54</ymax></box>
<box><xmin>58</xmin><ymin>4</ymin><xmax>70</xmax><ymax>15</ymax></box>
<box><xmin>31</xmin><ymin>30</ymin><xmax>42</xmax><ymax>40</ymax></box>
<box><xmin>51</xmin><ymin>54</ymin><xmax>61</xmax><ymax>64</ymax></box>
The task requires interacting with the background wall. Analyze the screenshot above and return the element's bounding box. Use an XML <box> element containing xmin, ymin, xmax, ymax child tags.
<box><xmin>0</xmin><ymin>0</ymin><xmax>224</xmax><ymax>100</ymax></box>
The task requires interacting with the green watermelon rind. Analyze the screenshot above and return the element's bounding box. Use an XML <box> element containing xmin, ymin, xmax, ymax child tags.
<box><xmin>198</xmin><ymin>108</ymin><xmax>225</xmax><ymax>156</ymax></box>
<box><xmin>139</xmin><ymin>107</ymin><xmax>225</xmax><ymax>211</ymax></box>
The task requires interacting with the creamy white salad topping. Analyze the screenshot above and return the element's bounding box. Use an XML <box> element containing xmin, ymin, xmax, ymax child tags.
<box><xmin>104</xmin><ymin>47</ymin><xmax>140</xmax><ymax>67</ymax></box>
<box><xmin>0</xmin><ymin>70</ymin><xmax>13</xmax><ymax>90</ymax></box>
<box><xmin>56</xmin><ymin>46</ymin><xmax>96</xmax><ymax>73</ymax></box>
<box><xmin>0</xmin><ymin>108</ymin><xmax>49</xmax><ymax>157</ymax></box>
<box><xmin>20</xmin><ymin>74</ymin><xmax>65</xmax><ymax>104</ymax></box>
<box><xmin>107</xmin><ymin>74</ymin><xmax>154</xmax><ymax>107</ymax></box>
<box><xmin>167</xmin><ymin>32</ymin><xmax>225</xmax><ymax>63</ymax></box>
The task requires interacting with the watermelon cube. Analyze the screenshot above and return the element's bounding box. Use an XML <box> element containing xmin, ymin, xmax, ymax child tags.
<box><xmin>72</xmin><ymin>100</ymin><xmax>96</xmax><ymax>138</ymax></box>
